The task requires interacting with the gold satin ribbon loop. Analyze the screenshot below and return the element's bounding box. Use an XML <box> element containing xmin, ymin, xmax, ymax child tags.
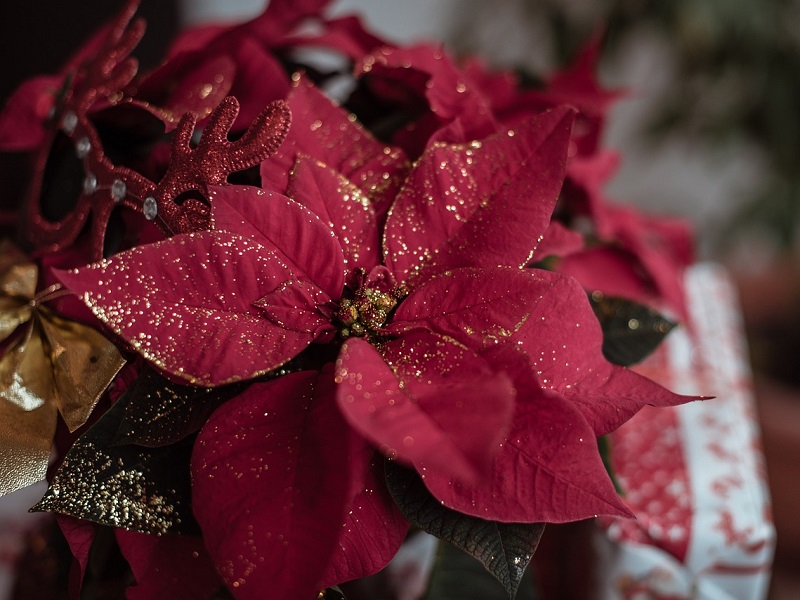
<box><xmin>0</xmin><ymin>240</ymin><xmax>125</xmax><ymax>496</ymax></box>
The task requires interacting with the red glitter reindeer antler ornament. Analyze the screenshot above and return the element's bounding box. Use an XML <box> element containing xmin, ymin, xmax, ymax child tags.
<box><xmin>23</xmin><ymin>0</ymin><xmax>291</xmax><ymax>260</ymax></box>
<box><xmin>144</xmin><ymin>96</ymin><xmax>291</xmax><ymax>235</ymax></box>
<box><xmin>61</xmin><ymin>0</ymin><xmax>144</xmax><ymax>115</ymax></box>
<box><xmin>25</xmin><ymin>0</ymin><xmax>149</xmax><ymax>259</ymax></box>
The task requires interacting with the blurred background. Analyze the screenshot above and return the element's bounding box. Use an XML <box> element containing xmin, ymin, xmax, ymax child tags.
<box><xmin>1</xmin><ymin>0</ymin><xmax>799</xmax><ymax>597</ymax></box>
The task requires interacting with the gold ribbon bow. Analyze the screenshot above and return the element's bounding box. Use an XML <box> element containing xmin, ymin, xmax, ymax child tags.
<box><xmin>0</xmin><ymin>240</ymin><xmax>125</xmax><ymax>496</ymax></box>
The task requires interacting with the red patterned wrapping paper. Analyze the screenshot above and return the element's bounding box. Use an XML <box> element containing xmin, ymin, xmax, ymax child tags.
<box><xmin>596</xmin><ymin>263</ymin><xmax>775</xmax><ymax>599</ymax></box>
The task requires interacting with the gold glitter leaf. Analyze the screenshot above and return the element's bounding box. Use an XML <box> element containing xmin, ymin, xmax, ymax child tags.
<box><xmin>113</xmin><ymin>367</ymin><xmax>244</xmax><ymax>448</ymax></box>
<box><xmin>33</xmin><ymin>395</ymin><xmax>198</xmax><ymax>536</ymax></box>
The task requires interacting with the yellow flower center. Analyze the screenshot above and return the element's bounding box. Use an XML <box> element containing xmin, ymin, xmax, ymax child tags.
<box><xmin>337</xmin><ymin>285</ymin><xmax>405</xmax><ymax>340</ymax></box>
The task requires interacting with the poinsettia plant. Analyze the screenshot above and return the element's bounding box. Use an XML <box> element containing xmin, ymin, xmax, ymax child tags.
<box><xmin>0</xmin><ymin>1</ymin><xmax>698</xmax><ymax>598</ymax></box>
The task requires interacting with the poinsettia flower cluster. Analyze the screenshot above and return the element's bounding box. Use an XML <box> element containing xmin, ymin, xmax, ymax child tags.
<box><xmin>0</xmin><ymin>1</ymin><xmax>699</xmax><ymax>599</ymax></box>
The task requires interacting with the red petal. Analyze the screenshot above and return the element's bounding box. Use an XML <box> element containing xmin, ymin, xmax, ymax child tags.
<box><xmin>596</xmin><ymin>205</ymin><xmax>693</xmax><ymax>320</ymax></box>
<box><xmin>57</xmin><ymin>515</ymin><xmax>96</xmax><ymax>598</ymax></box>
<box><xmin>223</xmin><ymin>38</ymin><xmax>292</xmax><ymax>128</ymax></box>
<box><xmin>560</xmin><ymin>206</ymin><xmax>696</xmax><ymax>321</ymax></box>
<box><xmin>0</xmin><ymin>76</ymin><xmax>59</xmax><ymax>151</ymax></box>
<box><xmin>162</xmin><ymin>24</ymin><xmax>228</xmax><ymax>59</ymax></box>
<box><xmin>192</xmin><ymin>371</ymin><xmax>360</xmax><ymax>598</ymax></box>
<box><xmin>210</xmin><ymin>184</ymin><xmax>345</xmax><ymax>299</ymax></box>
<box><xmin>335</xmin><ymin>333</ymin><xmax>514</xmax><ymax>482</ymax></box>
<box><xmin>161</xmin><ymin>56</ymin><xmax>236</xmax><ymax>128</ymax></box>
<box><xmin>355</xmin><ymin>44</ymin><xmax>499</xmax><ymax>150</ymax></box>
<box><xmin>421</xmin><ymin>386</ymin><xmax>632</xmax><ymax>523</ymax></box>
<box><xmin>254</xmin><ymin>278</ymin><xmax>335</xmax><ymax>337</ymax></box>
<box><xmin>545</xmin><ymin>35</ymin><xmax>623</xmax><ymax>120</ymax></box>
<box><xmin>320</xmin><ymin>447</ymin><xmax>409</xmax><ymax>588</ymax></box>
<box><xmin>124</xmin><ymin>55</ymin><xmax>237</xmax><ymax>132</ymax></box>
<box><xmin>565</xmin><ymin>150</ymin><xmax>621</xmax><ymax>223</ymax></box>
<box><xmin>145</xmin><ymin>36</ymin><xmax>289</xmax><ymax>130</ymax></box>
<box><xmin>535</xmin><ymin>35</ymin><xmax>625</xmax><ymax>156</ymax></box>
<box><xmin>530</xmin><ymin>220</ymin><xmax>585</xmax><ymax>262</ymax></box>
<box><xmin>396</xmin><ymin>267</ymin><xmax>691</xmax><ymax>436</ymax></box>
<box><xmin>284</xmin><ymin>15</ymin><xmax>388</xmax><ymax>59</ymax></box>
<box><xmin>252</xmin><ymin>0</ymin><xmax>334</xmax><ymax>40</ymax></box>
<box><xmin>509</xmin><ymin>270</ymin><xmax>692</xmax><ymax>435</ymax></box>
<box><xmin>286</xmin><ymin>157</ymin><xmax>381</xmax><ymax>271</ymax></box>
<box><xmin>383</xmin><ymin>107</ymin><xmax>575</xmax><ymax>285</ymax></box>
<box><xmin>55</xmin><ymin>231</ymin><xmax>315</xmax><ymax>386</ymax></box>
<box><xmin>461</xmin><ymin>58</ymin><xmax>554</xmax><ymax>130</ymax></box>
<box><xmin>260</xmin><ymin>79</ymin><xmax>409</xmax><ymax>210</ymax></box>
<box><xmin>389</xmin><ymin>266</ymin><xmax>536</xmax><ymax>344</ymax></box>
<box><xmin>558</xmin><ymin>246</ymin><xmax>660</xmax><ymax>308</ymax></box>
<box><xmin>115</xmin><ymin>529</ymin><xmax>222</xmax><ymax>600</ymax></box>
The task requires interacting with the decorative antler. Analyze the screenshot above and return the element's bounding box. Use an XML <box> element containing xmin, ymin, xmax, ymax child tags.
<box><xmin>25</xmin><ymin>0</ymin><xmax>291</xmax><ymax>259</ymax></box>
<box><xmin>25</xmin><ymin>0</ymin><xmax>148</xmax><ymax>258</ymax></box>
<box><xmin>149</xmin><ymin>96</ymin><xmax>292</xmax><ymax>234</ymax></box>
<box><xmin>61</xmin><ymin>0</ymin><xmax>145</xmax><ymax>120</ymax></box>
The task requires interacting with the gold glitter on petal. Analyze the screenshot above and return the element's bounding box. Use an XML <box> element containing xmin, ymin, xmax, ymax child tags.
<box><xmin>286</xmin><ymin>156</ymin><xmax>381</xmax><ymax>270</ymax></box>
<box><xmin>166</xmin><ymin>57</ymin><xmax>235</xmax><ymax>120</ymax></box>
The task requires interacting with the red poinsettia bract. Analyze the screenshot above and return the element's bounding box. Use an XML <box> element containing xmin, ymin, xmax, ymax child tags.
<box><xmin>56</xmin><ymin>99</ymin><xmax>690</xmax><ymax>599</ymax></box>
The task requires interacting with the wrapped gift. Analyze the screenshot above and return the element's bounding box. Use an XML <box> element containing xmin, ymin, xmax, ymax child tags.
<box><xmin>596</xmin><ymin>263</ymin><xmax>776</xmax><ymax>599</ymax></box>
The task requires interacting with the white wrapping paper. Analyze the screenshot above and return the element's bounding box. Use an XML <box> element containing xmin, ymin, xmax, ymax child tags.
<box><xmin>596</xmin><ymin>263</ymin><xmax>775</xmax><ymax>599</ymax></box>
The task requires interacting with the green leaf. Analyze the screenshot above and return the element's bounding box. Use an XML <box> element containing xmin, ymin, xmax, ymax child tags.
<box><xmin>323</xmin><ymin>587</ymin><xmax>347</xmax><ymax>600</ymax></box>
<box><xmin>385</xmin><ymin>462</ymin><xmax>543</xmax><ymax>600</ymax></box>
<box><xmin>32</xmin><ymin>394</ymin><xmax>199</xmax><ymax>535</ymax></box>
<box><xmin>589</xmin><ymin>293</ymin><xmax>676</xmax><ymax>366</ymax></box>
<box><xmin>423</xmin><ymin>541</ymin><xmax>537</xmax><ymax>600</ymax></box>
<box><xmin>112</xmin><ymin>367</ymin><xmax>245</xmax><ymax>448</ymax></box>
<box><xmin>598</xmin><ymin>435</ymin><xmax>623</xmax><ymax>495</ymax></box>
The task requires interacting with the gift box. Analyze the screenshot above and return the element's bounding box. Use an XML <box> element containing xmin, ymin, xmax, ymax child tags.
<box><xmin>596</xmin><ymin>263</ymin><xmax>776</xmax><ymax>599</ymax></box>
